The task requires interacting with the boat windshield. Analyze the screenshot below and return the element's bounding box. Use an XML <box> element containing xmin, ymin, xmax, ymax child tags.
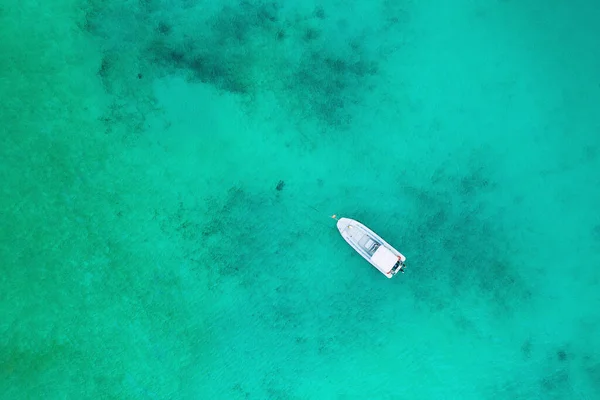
<box><xmin>359</xmin><ymin>236</ymin><xmax>380</xmax><ymax>255</ymax></box>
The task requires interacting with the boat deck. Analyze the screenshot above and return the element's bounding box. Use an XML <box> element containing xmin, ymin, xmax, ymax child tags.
<box><xmin>336</xmin><ymin>217</ymin><xmax>406</xmax><ymax>278</ymax></box>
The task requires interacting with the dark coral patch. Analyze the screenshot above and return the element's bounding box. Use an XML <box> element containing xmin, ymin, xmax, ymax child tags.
<box><xmin>557</xmin><ymin>349</ymin><xmax>567</xmax><ymax>362</ymax></box>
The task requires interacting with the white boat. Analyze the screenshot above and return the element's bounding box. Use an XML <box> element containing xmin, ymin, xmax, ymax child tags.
<box><xmin>335</xmin><ymin>217</ymin><xmax>406</xmax><ymax>278</ymax></box>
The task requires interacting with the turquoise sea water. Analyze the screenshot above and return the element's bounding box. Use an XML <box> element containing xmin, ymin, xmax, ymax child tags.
<box><xmin>1</xmin><ymin>0</ymin><xmax>599</xmax><ymax>398</ymax></box>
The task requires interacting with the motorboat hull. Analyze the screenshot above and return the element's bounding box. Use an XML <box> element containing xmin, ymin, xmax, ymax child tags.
<box><xmin>336</xmin><ymin>217</ymin><xmax>406</xmax><ymax>278</ymax></box>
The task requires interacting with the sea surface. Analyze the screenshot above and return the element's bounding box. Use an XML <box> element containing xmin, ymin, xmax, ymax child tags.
<box><xmin>1</xmin><ymin>0</ymin><xmax>599</xmax><ymax>398</ymax></box>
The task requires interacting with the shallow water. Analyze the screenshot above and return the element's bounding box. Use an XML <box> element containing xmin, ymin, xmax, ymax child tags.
<box><xmin>1</xmin><ymin>0</ymin><xmax>599</xmax><ymax>398</ymax></box>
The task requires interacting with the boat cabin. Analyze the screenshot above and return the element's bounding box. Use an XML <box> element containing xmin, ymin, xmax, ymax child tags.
<box><xmin>371</xmin><ymin>245</ymin><xmax>404</xmax><ymax>275</ymax></box>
